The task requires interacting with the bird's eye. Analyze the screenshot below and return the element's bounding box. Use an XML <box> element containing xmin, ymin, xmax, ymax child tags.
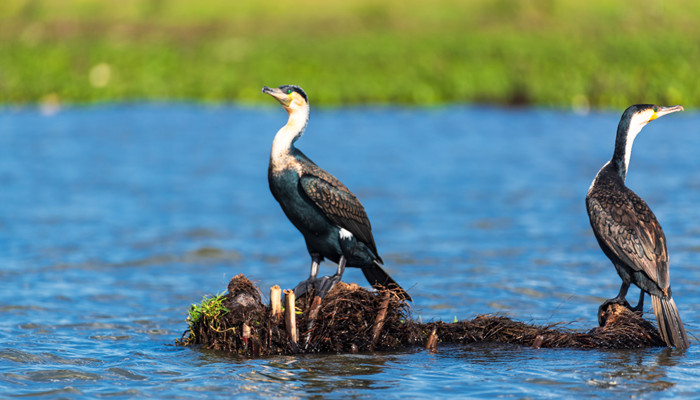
<box><xmin>287</xmin><ymin>89</ymin><xmax>292</xmax><ymax>94</ymax></box>
<box><xmin>653</xmin><ymin>106</ymin><xmax>658</xmax><ymax>112</ymax></box>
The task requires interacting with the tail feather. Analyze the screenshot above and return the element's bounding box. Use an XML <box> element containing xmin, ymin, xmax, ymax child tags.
<box><xmin>651</xmin><ymin>295</ymin><xmax>689</xmax><ymax>349</ymax></box>
<box><xmin>362</xmin><ymin>261</ymin><xmax>412</xmax><ymax>302</ymax></box>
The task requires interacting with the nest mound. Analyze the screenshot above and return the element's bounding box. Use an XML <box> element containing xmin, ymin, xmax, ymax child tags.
<box><xmin>179</xmin><ymin>274</ymin><xmax>665</xmax><ymax>356</ymax></box>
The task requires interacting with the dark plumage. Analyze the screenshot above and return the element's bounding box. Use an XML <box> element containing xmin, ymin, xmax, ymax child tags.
<box><xmin>262</xmin><ymin>85</ymin><xmax>411</xmax><ymax>301</ymax></box>
<box><xmin>586</xmin><ymin>104</ymin><xmax>688</xmax><ymax>348</ymax></box>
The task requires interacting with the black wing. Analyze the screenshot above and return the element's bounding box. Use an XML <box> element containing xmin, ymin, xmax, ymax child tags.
<box><xmin>299</xmin><ymin>168</ymin><xmax>378</xmax><ymax>256</ymax></box>
<box><xmin>586</xmin><ymin>189</ymin><xmax>668</xmax><ymax>289</ymax></box>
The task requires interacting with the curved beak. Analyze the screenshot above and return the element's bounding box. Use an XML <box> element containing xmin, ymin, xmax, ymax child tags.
<box><xmin>262</xmin><ymin>86</ymin><xmax>291</xmax><ymax>106</ymax></box>
<box><xmin>652</xmin><ymin>105</ymin><xmax>684</xmax><ymax>121</ymax></box>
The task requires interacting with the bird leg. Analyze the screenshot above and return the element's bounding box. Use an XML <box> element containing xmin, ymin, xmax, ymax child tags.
<box><xmin>309</xmin><ymin>257</ymin><xmax>319</xmax><ymax>280</ymax></box>
<box><xmin>293</xmin><ymin>254</ymin><xmax>322</xmax><ymax>298</ymax></box>
<box><xmin>629</xmin><ymin>289</ymin><xmax>645</xmax><ymax>313</ymax></box>
<box><xmin>313</xmin><ymin>256</ymin><xmax>347</xmax><ymax>298</ymax></box>
<box><xmin>597</xmin><ymin>281</ymin><xmax>632</xmax><ymax>326</ymax></box>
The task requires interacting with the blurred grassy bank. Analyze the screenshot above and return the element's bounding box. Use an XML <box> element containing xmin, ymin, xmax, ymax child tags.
<box><xmin>2</xmin><ymin>0</ymin><xmax>699</xmax><ymax>108</ymax></box>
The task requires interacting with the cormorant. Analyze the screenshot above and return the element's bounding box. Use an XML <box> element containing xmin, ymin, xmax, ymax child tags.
<box><xmin>586</xmin><ymin>104</ymin><xmax>688</xmax><ymax>348</ymax></box>
<box><xmin>262</xmin><ymin>84</ymin><xmax>411</xmax><ymax>301</ymax></box>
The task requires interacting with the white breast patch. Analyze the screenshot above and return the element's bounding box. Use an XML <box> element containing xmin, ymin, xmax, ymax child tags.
<box><xmin>339</xmin><ymin>228</ymin><xmax>354</xmax><ymax>240</ymax></box>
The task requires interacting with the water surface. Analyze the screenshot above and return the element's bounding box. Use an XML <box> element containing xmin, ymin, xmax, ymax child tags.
<box><xmin>1</xmin><ymin>104</ymin><xmax>700</xmax><ymax>398</ymax></box>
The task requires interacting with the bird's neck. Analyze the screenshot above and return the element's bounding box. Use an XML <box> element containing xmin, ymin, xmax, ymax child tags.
<box><xmin>270</xmin><ymin>105</ymin><xmax>309</xmax><ymax>162</ymax></box>
<box><xmin>611</xmin><ymin>120</ymin><xmax>644</xmax><ymax>182</ymax></box>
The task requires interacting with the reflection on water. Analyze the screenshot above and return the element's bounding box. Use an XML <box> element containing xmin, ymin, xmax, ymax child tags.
<box><xmin>264</xmin><ymin>354</ymin><xmax>395</xmax><ymax>392</ymax></box>
<box><xmin>1</xmin><ymin>105</ymin><xmax>700</xmax><ymax>397</ymax></box>
<box><xmin>589</xmin><ymin>348</ymin><xmax>687</xmax><ymax>392</ymax></box>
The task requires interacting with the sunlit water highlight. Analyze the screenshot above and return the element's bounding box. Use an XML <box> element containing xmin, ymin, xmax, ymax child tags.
<box><xmin>2</xmin><ymin>104</ymin><xmax>700</xmax><ymax>398</ymax></box>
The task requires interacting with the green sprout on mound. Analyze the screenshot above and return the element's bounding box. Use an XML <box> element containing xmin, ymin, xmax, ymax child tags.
<box><xmin>188</xmin><ymin>292</ymin><xmax>229</xmax><ymax>323</ymax></box>
<box><xmin>185</xmin><ymin>291</ymin><xmax>231</xmax><ymax>343</ymax></box>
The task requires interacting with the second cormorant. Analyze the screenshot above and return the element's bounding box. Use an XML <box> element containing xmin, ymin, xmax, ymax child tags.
<box><xmin>586</xmin><ymin>104</ymin><xmax>688</xmax><ymax>348</ymax></box>
<box><xmin>262</xmin><ymin>84</ymin><xmax>411</xmax><ymax>301</ymax></box>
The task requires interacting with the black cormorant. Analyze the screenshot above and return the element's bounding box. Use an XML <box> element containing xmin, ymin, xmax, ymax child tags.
<box><xmin>586</xmin><ymin>104</ymin><xmax>688</xmax><ymax>348</ymax></box>
<box><xmin>262</xmin><ymin>85</ymin><xmax>411</xmax><ymax>301</ymax></box>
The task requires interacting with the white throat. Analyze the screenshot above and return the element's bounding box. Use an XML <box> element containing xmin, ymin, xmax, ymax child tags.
<box><xmin>619</xmin><ymin>118</ymin><xmax>647</xmax><ymax>180</ymax></box>
<box><xmin>270</xmin><ymin>105</ymin><xmax>309</xmax><ymax>162</ymax></box>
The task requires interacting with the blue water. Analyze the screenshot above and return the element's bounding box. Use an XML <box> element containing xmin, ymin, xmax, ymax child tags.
<box><xmin>2</xmin><ymin>104</ymin><xmax>700</xmax><ymax>398</ymax></box>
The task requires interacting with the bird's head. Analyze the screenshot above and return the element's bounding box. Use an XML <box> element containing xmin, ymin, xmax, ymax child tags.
<box><xmin>262</xmin><ymin>85</ymin><xmax>309</xmax><ymax>113</ymax></box>
<box><xmin>620</xmin><ymin>104</ymin><xmax>684</xmax><ymax>137</ymax></box>
<box><xmin>613</xmin><ymin>104</ymin><xmax>684</xmax><ymax>179</ymax></box>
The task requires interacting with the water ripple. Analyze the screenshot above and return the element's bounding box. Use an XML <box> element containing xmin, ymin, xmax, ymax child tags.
<box><xmin>2</xmin><ymin>105</ymin><xmax>700</xmax><ymax>398</ymax></box>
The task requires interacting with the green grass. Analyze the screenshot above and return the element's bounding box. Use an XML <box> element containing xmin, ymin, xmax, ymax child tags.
<box><xmin>180</xmin><ymin>292</ymin><xmax>229</xmax><ymax>345</ymax></box>
<box><xmin>188</xmin><ymin>292</ymin><xmax>228</xmax><ymax>325</ymax></box>
<box><xmin>2</xmin><ymin>0</ymin><xmax>700</xmax><ymax>108</ymax></box>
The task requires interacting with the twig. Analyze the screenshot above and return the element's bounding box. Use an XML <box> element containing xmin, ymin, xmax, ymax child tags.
<box><xmin>532</xmin><ymin>335</ymin><xmax>544</xmax><ymax>349</ymax></box>
<box><xmin>371</xmin><ymin>292</ymin><xmax>391</xmax><ymax>349</ymax></box>
<box><xmin>426</xmin><ymin>328</ymin><xmax>438</xmax><ymax>353</ymax></box>
<box><xmin>242</xmin><ymin>323</ymin><xmax>251</xmax><ymax>346</ymax></box>
<box><xmin>304</xmin><ymin>296</ymin><xmax>323</xmax><ymax>348</ymax></box>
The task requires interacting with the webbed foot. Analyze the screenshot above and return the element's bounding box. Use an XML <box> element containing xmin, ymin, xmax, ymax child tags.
<box><xmin>293</xmin><ymin>275</ymin><xmax>342</xmax><ymax>299</ymax></box>
<box><xmin>293</xmin><ymin>279</ymin><xmax>316</xmax><ymax>299</ymax></box>
<box><xmin>313</xmin><ymin>274</ymin><xmax>342</xmax><ymax>298</ymax></box>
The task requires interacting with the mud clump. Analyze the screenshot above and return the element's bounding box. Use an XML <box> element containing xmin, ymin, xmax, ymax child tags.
<box><xmin>179</xmin><ymin>274</ymin><xmax>665</xmax><ymax>356</ymax></box>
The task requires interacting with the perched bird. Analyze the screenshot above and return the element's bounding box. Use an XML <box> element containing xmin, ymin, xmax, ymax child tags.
<box><xmin>586</xmin><ymin>104</ymin><xmax>688</xmax><ymax>348</ymax></box>
<box><xmin>262</xmin><ymin>85</ymin><xmax>411</xmax><ymax>301</ymax></box>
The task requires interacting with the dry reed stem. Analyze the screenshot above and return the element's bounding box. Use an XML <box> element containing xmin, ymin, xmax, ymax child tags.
<box><xmin>270</xmin><ymin>285</ymin><xmax>282</xmax><ymax>322</ymax></box>
<box><xmin>284</xmin><ymin>289</ymin><xmax>298</xmax><ymax>350</ymax></box>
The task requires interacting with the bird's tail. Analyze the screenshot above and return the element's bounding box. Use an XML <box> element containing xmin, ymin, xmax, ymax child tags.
<box><xmin>362</xmin><ymin>261</ymin><xmax>412</xmax><ymax>302</ymax></box>
<box><xmin>651</xmin><ymin>294</ymin><xmax>689</xmax><ymax>349</ymax></box>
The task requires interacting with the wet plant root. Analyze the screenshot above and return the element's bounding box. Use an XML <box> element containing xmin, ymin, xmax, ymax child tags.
<box><xmin>178</xmin><ymin>274</ymin><xmax>665</xmax><ymax>356</ymax></box>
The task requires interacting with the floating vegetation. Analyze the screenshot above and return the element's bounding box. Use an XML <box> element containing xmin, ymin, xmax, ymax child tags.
<box><xmin>179</xmin><ymin>274</ymin><xmax>666</xmax><ymax>356</ymax></box>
